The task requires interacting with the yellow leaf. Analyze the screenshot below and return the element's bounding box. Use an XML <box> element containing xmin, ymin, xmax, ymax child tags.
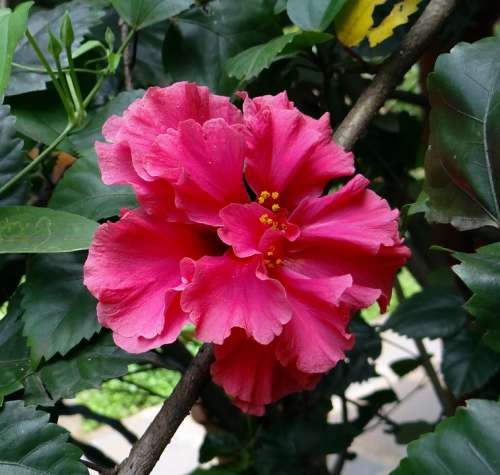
<box><xmin>368</xmin><ymin>0</ymin><xmax>422</xmax><ymax>47</ymax></box>
<box><xmin>335</xmin><ymin>0</ymin><xmax>422</xmax><ymax>48</ymax></box>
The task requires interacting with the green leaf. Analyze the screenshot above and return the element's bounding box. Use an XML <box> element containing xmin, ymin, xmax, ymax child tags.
<box><xmin>49</xmin><ymin>148</ymin><xmax>137</xmax><ymax>220</ymax></box>
<box><xmin>287</xmin><ymin>0</ymin><xmax>348</xmax><ymax>31</ymax></box>
<box><xmin>0</xmin><ymin>2</ymin><xmax>33</xmax><ymax>97</ymax></box>
<box><xmin>21</xmin><ymin>252</ymin><xmax>99</xmax><ymax>364</ymax></box>
<box><xmin>390</xmin><ymin>358</ymin><xmax>421</xmax><ymax>377</ymax></box>
<box><xmin>69</xmin><ymin>89</ymin><xmax>144</xmax><ymax>151</ymax></box>
<box><xmin>390</xmin><ymin>421</ymin><xmax>434</xmax><ymax>445</ymax></box>
<box><xmin>424</xmin><ymin>36</ymin><xmax>500</xmax><ymax>230</ymax></box>
<box><xmin>383</xmin><ymin>287</ymin><xmax>467</xmax><ymax>339</ymax></box>
<box><xmin>452</xmin><ymin>243</ymin><xmax>500</xmax><ymax>352</ymax></box>
<box><xmin>111</xmin><ymin>0</ymin><xmax>192</xmax><ymax>30</ymax></box>
<box><xmin>163</xmin><ymin>0</ymin><xmax>281</xmax><ymax>94</ymax></box>
<box><xmin>321</xmin><ymin>316</ymin><xmax>382</xmax><ymax>395</ymax></box>
<box><xmin>0</xmin><ymin>104</ymin><xmax>28</xmax><ymax>206</ymax></box>
<box><xmin>12</xmin><ymin>102</ymin><xmax>70</xmax><ymax>148</ymax></box>
<box><xmin>133</xmin><ymin>22</ymin><xmax>171</xmax><ymax>87</ymax></box>
<box><xmin>226</xmin><ymin>31</ymin><xmax>332</xmax><ymax>81</ymax></box>
<box><xmin>0</xmin><ymin>291</ymin><xmax>31</xmax><ymax>405</ymax></box>
<box><xmin>7</xmin><ymin>0</ymin><xmax>105</xmax><ymax>96</ymax></box>
<box><xmin>442</xmin><ymin>330</ymin><xmax>500</xmax><ymax>397</ymax></box>
<box><xmin>391</xmin><ymin>399</ymin><xmax>500</xmax><ymax>475</ymax></box>
<box><xmin>0</xmin><ymin>206</ymin><xmax>98</xmax><ymax>253</ymax></box>
<box><xmin>199</xmin><ymin>432</ymin><xmax>243</xmax><ymax>464</ymax></box>
<box><xmin>24</xmin><ymin>332</ymin><xmax>136</xmax><ymax>406</ymax></box>
<box><xmin>0</xmin><ymin>401</ymin><xmax>88</xmax><ymax>474</ymax></box>
<box><xmin>14</xmin><ymin>89</ymin><xmax>144</xmax><ymax>150</ymax></box>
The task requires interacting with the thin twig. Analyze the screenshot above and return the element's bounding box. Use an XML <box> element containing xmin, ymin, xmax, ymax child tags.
<box><xmin>119</xmin><ymin>19</ymin><xmax>133</xmax><ymax>91</ymax></box>
<box><xmin>52</xmin><ymin>402</ymin><xmax>137</xmax><ymax>444</ymax></box>
<box><xmin>333</xmin><ymin>0</ymin><xmax>458</xmax><ymax>150</ymax></box>
<box><xmin>394</xmin><ymin>278</ymin><xmax>455</xmax><ymax>416</ymax></box>
<box><xmin>82</xmin><ymin>460</ymin><xmax>115</xmax><ymax>475</ymax></box>
<box><xmin>116</xmin><ymin>344</ymin><xmax>214</xmax><ymax>475</ymax></box>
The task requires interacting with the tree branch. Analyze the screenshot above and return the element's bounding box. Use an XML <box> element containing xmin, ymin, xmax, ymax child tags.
<box><xmin>333</xmin><ymin>0</ymin><xmax>458</xmax><ymax>150</ymax></box>
<box><xmin>53</xmin><ymin>402</ymin><xmax>138</xmax><ymax>445</ymax></box>
<box><xmin>115</xmin><ymin>344</ymin><xmax>214</xmax><ymax>475</ymax></box>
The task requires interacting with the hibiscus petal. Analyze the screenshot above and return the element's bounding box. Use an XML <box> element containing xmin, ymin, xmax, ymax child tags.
<box><xmin>218</xmin><ymin>202</ymin><xmax>300</xmax><ymax>258</ymax></box>
<box><xmin>96</xmin><ymin>82</ymin><xmax>242</xmax><ymax>218</ymax></box>
<box><xmin>241</xmin><ymin>92</ymin><xmax>354</xmax><ymax>209</ymax></box>
<box><xmin>181</xmin><ymin>253</ymin><xmax>292</xmax><ymax>344</ymax></box>
<box><xmin>274</xmin><ymin>267</ymin><xmax>354</xmax><ymax>373</ymax></box>
<box><xmin>143</xmin><ymin>119</ymin><xmax>249</xmax><ymax>226</ymax></box>
<box><xmin>84</xmin><ymin>209</ymin><xmax>211</xmax><ymax>341</ymax></box>
<box><xmin>211</xmin><ymin>329</ymin><xmax>320</xmax><ymax>414</ymax></box>
<box><xmin>289</xmin><ymin>174</ymin><xmax>400</xmax><ymax>253</ymax></box>
<box><xmin>103</xmin><ymin>82</ymin><xmax>242</xmax><ymax>162</ymax></box>
<box><xmin>112</xmin><ymin>290</ymin><xmax>187</xmax><ymax>353</ymax></box>
<box><xmin>286</xmin><ymin>174</ymin><xmax>410</xmax><ymax>311</ymax></box>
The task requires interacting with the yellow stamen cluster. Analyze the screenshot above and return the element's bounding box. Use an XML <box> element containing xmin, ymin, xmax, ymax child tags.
<box><xmin>264</xmin><ymin>247</ymin><xmax>284</xmax><ymax>268</ymax></box>
<box><xmin>258</xmin><ymin>190</ymin><xmax>280</xmax><ymax>205</ymax></box>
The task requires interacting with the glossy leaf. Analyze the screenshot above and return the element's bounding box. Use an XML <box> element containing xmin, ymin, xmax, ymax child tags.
<box><xmin>111</xmin><ymin>0</ymin><xmax>192</xmax><ymax>30</ymax></box>
<box><xmin>49</xmin><ymin>148</ymin><xmax>137</xmax><ymax>220</ymax></box>
<box><xmin>24</xmin><ymin>332</ymin><xmax>137</xmax><ymax>406</ymax></box>
<box><xmin>425</xmin><ymin>37</ymin><xmax>500</xmax><ymax>230</ymax></box>
<box><xmin>21</xmin><ymin>252</ymin><xmax>100</xmax><ymax>364</ymax></box>
<box><xmin>391</xmin><ymin>399</ymin><xmax>500</xmax><ymax>475</ymax></box>
<box><xmin>335</xmin><ymin>0</ymin><xmax>422</xmax><ymax>47</ymax></box>
<box><xmin>0</xmin><ymin>291</ymin><xmax>31</xmax><ymax>404</ymax></box>
<box><xmin>7</xmin><ymin>0</ymin><xmax>105</xmax><ymax>96</ymax></box>
<box><xmin>0</xmin><ymin>2</ymin><xmax>33</xmax><ymax>97</ymax></box>
<box><xmin>163</xmin><ymin>0</ymin><xmax>281</xmax><ymax>94</ymax></box>
<box><xmin>287</xmin><ymin>0</ymin><xmax>348</xmax><ymax>31</ymax></box>
<box><xmin>442</xmin><ymin>330</ymin><xmax>500</xmax><ymax>397</ymax></box>
<box><xmin>0</xmin><ymin>104</ymin><xmax>28</xmax><ymax>206</ymax></box>
<box><xmin>0</xmin><ymin>401</ymin><xmax>88</xmax><ymax>474</ymax></box>
<box><xmin>453</xmin><ymin>243</ymin><xmax>500</xmax><ymax>352</ymax></box>
<box><xmin>226</xmin><ymin>31</ymin><xmax>332</xmax><ymax>81</ymax></box>
<box><xmin>0</xmin><ymin>206</ymin><xmax>98</xmax><ymax>253</ymax></box>
<box><xmin>383</xmin><ymin>287</ymin><xmax>467</xmax><ymax>339</ymax></box>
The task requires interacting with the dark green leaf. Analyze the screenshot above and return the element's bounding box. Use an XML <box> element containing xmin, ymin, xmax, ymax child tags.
<box><xmin>442</xmin><ymin>330</ymin><xmax>500</xmax><ymax>397</ymax></box>
<box><xmin>12</xmin><ymin>102</ymin><xmax>70</xmax><ymax>148</ymax></box>
<box><xmin>111</xmin><ymin>0</ymin><xmax>192</xmax><ymax>30</ymax></box>
<box><xmin>0</xmin><ymin>2</ymin><xmax>33</xmax><ymax>97</ymax></box>
<box><xmin>49</xmin><ymin>148</ymin><xmax>137</xmax><ymax>220</ymax></box>
<box><xmin>69</xmin><ymin>89</ymin><xmax>144</xmax><ymax>151</ymax></box>
<box><xmin>200</xmin><ymin>432</ymin><xmax>243</xmax><ymax>463</ymax></box>
<box><xmin>425</xmin><ymin>36</ymin><xmax>500</xmax><ymax>230</ymax></box>
<box><xmin>390</xmin><ymin>358</ymin><xmax>421</xmax><ymax>377</ymax></box>
<box><xmin>14</xmin><ymin>89</ymin><xmax>143</xmax><ymax>151</ymax></box>
<box><xmin>0</xmin><ymin>400</ymin><xmax>88</xmax><ymax>474</ymax></box>
<box><xmin>0</xmin><ymin>104</ymin><xmax>28</xmax><ymax>206</ymax></box>
<box><xmin>320</xmin><ymin>316</ymin><xmax>382</xmax><ymax>395</ymax></box>
<box><xmin>287</xmin><ymin>0</ymin><xmax>348</xmax><ymax>31</ymax></box>
<box><xmin>226</xmin><ymin>31</ymin><xmax>332</xmax><ymax>81</ymax></box>
<box><xmin>453</xmin><ymin>243</ymin><xmax>500</xmax><ymax>352</ymax></box>
<box><xmin>133</xmin><ymin>22</ymin><xmax>171</xmax><ymax>87</ymax></box>
<box><xmin>163</xmin><ymin>0</ymin><xmax>281</xmax><ymax>94</ymax></box>
<box><xmin>390</xmin><ymin>421</ymin><xmax>434</xmax><ymax>445</ymax></box>
<box><xmin>0</xmin><ymin>291</ymin><xmax>31</xmax><ymax>404</ymax></box>
<box><xmin>361</xmin><ymin>389</ymin><xmax>398</xmax><ymax>407</ymax></box>
<box><xmin>7</xmin><ymin>0</ymin><xmax>105</xmax><ymax>96</ymax></box>
<box><xmin>391</xmin><ymin>399</ymin><xmax>500</xmax><ymax>475</ymax></box>
<box><xmin>383</xmin><ymin>287</ymin><xmax>466</xmax><ymax>339</ymax></box>
<box><xmin>21</xmin><ymin>252</ymin><xmax>99</xmax><ymax>364</ymax></box>
<box><xmin>24</xmin><ymin>332</ymin><xmax>136</xmax><ymax>406</ymax></box>
<box><xmin>0</xmin><ymin>206</ymin><xmax>98</xmax><ymax>253</ymax></box>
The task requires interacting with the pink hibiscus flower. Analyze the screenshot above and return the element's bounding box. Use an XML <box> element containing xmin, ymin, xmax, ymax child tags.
<box><xmin>84</xmin><ymin>82</ymin><xmax>410</xmax><ymax>415</ymax></box>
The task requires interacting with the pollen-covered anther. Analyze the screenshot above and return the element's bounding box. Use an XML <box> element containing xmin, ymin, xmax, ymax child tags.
<box><xmin>257</xmin><ymin>190</ymin><xmax>271</xmax><ymax>204</ymax></box>
<box><xmin>271</xmin><ymin>191</ymin><xmax>279</xmax><ymax>200</ymax></box>
<box><xmin>271</xmin><ymin>203</ymin><xmax>280</xmax><ymax>212</ymax></box>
